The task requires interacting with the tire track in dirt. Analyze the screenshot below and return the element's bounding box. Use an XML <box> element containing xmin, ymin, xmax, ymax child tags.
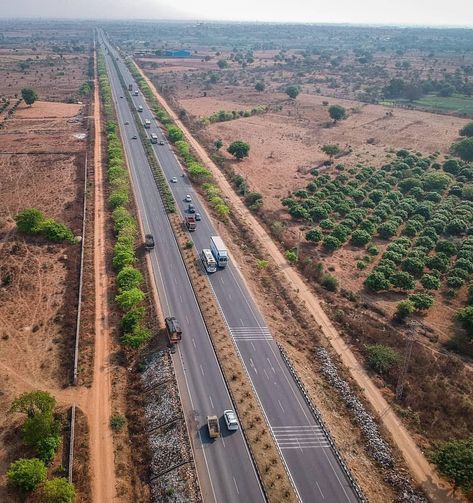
<box><xmin>135</xmin><ymin>65</ymin><xmax>456</xmax><ymax>502</ymax></box>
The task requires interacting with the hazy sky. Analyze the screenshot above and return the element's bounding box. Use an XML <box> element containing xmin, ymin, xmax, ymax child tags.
<box><xmin>1</xmin><ymin>0</ymin><xmax>472</xmax><ymax>27</ymax></box>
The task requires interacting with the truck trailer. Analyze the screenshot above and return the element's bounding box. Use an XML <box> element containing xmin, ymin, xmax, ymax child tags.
<box><xmin>184</xmin><ymin>215</ymin><xmax>196</xmax><ymax>231</ymax></box>
<box><xmin>128</xmin><ymin>84</ymin><xmax>133</xmax><ymax>91</ymax></box>
<box><xmin>207</xmin><ymin>415</ymin><xmax>220</xmax><ymax>438</ymax></box>
<box><xmin>165</xmin><ymin>317</ymin><xmax>182</xmax><ymax>345</ymax></box>
<box><xmin>210</xmin><ymin>236</ymin><xmax>228</xmax><ymax>268</ymax></box>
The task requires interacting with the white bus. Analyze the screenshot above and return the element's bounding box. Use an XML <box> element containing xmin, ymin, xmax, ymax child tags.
<box><xmin>201</xmin><ymin>249</ymin><xmax>217</xmax><ymax>273</ymax></box>
<box><xmin>150</xmin><ymin>133</ymin><xmax>158</xmax><ymax>144</ymax></box>
<box><xmin>210</xmin><ymin>236</ymin><xmax>228</xmax><ymax>268</ymax></box>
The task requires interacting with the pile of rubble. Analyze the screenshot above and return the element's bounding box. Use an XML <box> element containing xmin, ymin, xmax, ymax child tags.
<box><xmin>316</xmin><ymin>347</ymin><xmax>426</xmax><ymax>503</ymax></box>
<box><xmin>143</xmin><ymin>350</ymin><xmax>201</xmax><ymax>503</ymax></box>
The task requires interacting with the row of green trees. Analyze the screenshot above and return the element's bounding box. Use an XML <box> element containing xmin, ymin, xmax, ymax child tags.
<box><xmin>98</xmin><ymin>51</ymin><xmax>151</xmax><ymax>349</ymax></box>
<box><xmin>7</xmin><ymin>391</ymin><xmax>75</xmax><ymax>502</ymax></box>
<box><xmin>202</xmin><ymin>105</ymin><xmax>268</xmax><ymax>125</ymax></box>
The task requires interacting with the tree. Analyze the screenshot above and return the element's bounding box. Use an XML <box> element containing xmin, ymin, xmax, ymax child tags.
<box><xmin>431</xmin><ymin>438</ymin><xmax>473</xmax><ymax>491</ymax></box>
<box><xmin>255</xmin><ymin>82</ymin><xmax>265</xmax><ymax>92</ymax></box>
<box><xmin>365</xmin><ymin>271</ymin><xmax>391</xmax><ymax>291</ymax></box>
<box><xmin>227</xmin><ymin>140</ymin><xmax>250</xmax><ymax>160</ymax></box>
<box><xmin>378</xmin><ymin>221</ymin><xmax>398</xmax><ymax>240</ymax></box>
<box><xmin>322</xmin><ymin>235</ymin><xmax>341</xmax><ymax>252</ymax></box>
<box><xmin>15</xmin><ymin>208</ymin><xmax>45</xmax><ymax>234</ymax></box>
<box><xmin>306</xmin><ymin>228</ymin><xmax>322</xmax><ymax>242</ymax></box>
<box><xmin>328</xmin><ymin>104</ymin><xmax>347</xmax><ymax>122</ymax></box>
<box><xmin>42</xmin><ymin>219</ymin><xmax>75</xmax><ymax>243</ymax></box>
<box><xmin>7</xmin><ymin>458</ymin><xmax>46</xmax><ymax>491</ymax></box>
<box><xmin>166</xmin><ymin>125</ymin><xmax>184</xmax><ymax>143</ymax></box>
<box><xmin>116</xmin><ymin>267</ymin><xmax>143</xmax><ymax>292</ymax></box>
<box><xmin>350</xmin><ymin>229</ymin><xmax>371</xmax><ymax>247</ymax></box>
<box><xmin>395</xmin><ymin>299</ymin><xmax>415</xmax><ymax>320</ymax></box>
<box><xmin>42</xmin><ymin>477</ymin><xmax>76</xmax><ymax>503</ymax></box>
<box><xmin>423</xmin><ymin>172</ymin><xmax>451</xmax><ymax>192</ymax></box>
<box><xmin>21</xmin><ymin>87</ymin><xmax>38</xmax><ymax>106</ymax></box>
<box><xmin>245</xmin><ymin>192</ymin><xmax>263</xmax><ymax>211</ymax></box>
<box><xmin>366</xmin><ymin>344</ymin><xmax>400</xmax><ymax>374</ymax></box>
<box><xmin>451</xmin><ymin>137</ymin><xmax>473</xmax><ymax>162</ymax></box>
<box><xmin>460</xmin><ymin>122</ymin><xmax>473</xmax><ymax>137</ymax></box>
<box><xmin>321</xmin><ymin>274</ymin><xmax>338</xmax><ymax>292</ymax></box>
<box><xmin>390</xmin><ymin>271</ymin><xmax>415</xmax><ymax>290</ymax></box>
<box><xmin>11</xmin><ymin>390</ymin><xmax>56</xmax><ymax>417</ymax></box>
<box><xmin>420</xmin><ymin>274</ymin><xmax>441</xmax><ymax>290</ymax></box>
<box><xmin>408</xmin><ymin>293</ymin><xmax>434</xmax><ymax>310</ymax></box>
<box><xmin>457</xmin><ymin>306</ymin><xmax>473</xmax><ymax>337</ymax></box>
<box><xmin>285</xmin><ymin>249</ymin><xmax>298</xmax><ymax>263</ymax></box>
<box><xmin>285</xmin><ymin>85</ymin><xmax>300</xmax><ymax>99</ymax></box>
<box><xmin>115</xmin><ymin>287</ymin><xmax>145</xmax><ymax>310</ymax></box>
<box><xmin>214</xmin><ymin>138</ymin><xmax>223</xmax><ymax>150</ymax></box>
<box><xmin>321</xmin><ymin>144</ymin><xmax>341</xmax><ymax>160</ymax></box>
<box><xmin>217</xmin><ymin>59</ymin><xmax>228</xmax><ymax>69</ymax></box>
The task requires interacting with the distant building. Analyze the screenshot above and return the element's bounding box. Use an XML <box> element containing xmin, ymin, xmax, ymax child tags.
<box><xmin>163</xmin><ymin>50</ymin><xmax>191</xmax><ymax>58</ymax></box>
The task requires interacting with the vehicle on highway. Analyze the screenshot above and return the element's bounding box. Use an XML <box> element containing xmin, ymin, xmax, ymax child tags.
<box><xmin>137</xmin><ymin>105</ymin><xmax>143</xmax><ymax>112</ymax></box>
<box><xmin>133</xmin><ymin>90</ymin><xmax>139</xmax><ymax>96</ymax></box>
<box><xmin>165</xmin><ymin>316</ymin><xmax>182</xmax><ymax>345</ymax></box>
<box><xmin>195</xmin><ymin>212</ymin><xmax>202</xmax><ymax>221</ymax></box>
<box><xmin>207</xmin><ymin>415</ymin><xmax>220</xmax><ymax>439</ymax></box>
<box><xmin>171</xmin><ymin>177</ymin><xmax>178</xmax><ymax>183</ymax></box>
<box><xmin>188</xmin><ymin>204</ymin><xmax>196</xmax><ymax>213</ymax></box>
<box><xmin>184</xmin><ymin>215</ymin><xmax>196</xmax><ymax>231</ymax></box>
<box><xmin>144</xmin><ymin>119</ymin><xmax>151</xmax><ymax>129</ymax></box>
<box><xmin>124</xmin><ymin>121</ymin><xmax>129</xmax><ymax>125</ymax></box>
<box><xmin>128</xmin><ymin>84</ymin><xmax>133</xmax><ymax>91</ymax></box>
<box><xmin>120</xmin><ymin>95</ymin><xmax>123</xmax><ymax>98</ymax></box>
<box><xmin>159</xmin><ymin>140</ymin><xmax>165</xmax><ymax>145</ymax></box>
<box><xmin>144</xmin><ymin>234</ymin><xmax>155</xmax><ymax>250</ymax></box>
<box><xmin>201</xmin><ymin>249</ymin><xmax>217</xmax><ymax>273</ymax></box>
<box><xmin>132</xmin><ymin>135</ymin><xmax>137</xmax><ymax>140</ymax></box>
<box><xmin>184</xmin><ymin>194</ymin><xmax>192</xmax><ymax>202</ymax></box>
<box><xmin>224</xmin><ymin>410</ymin><xmax>239</xmax><ymax>431</ymax></box>
<box><xmin>210</xmin><ymin>236</ymin><xmax>228</xmax><ymax>268</ymax></box>
<box><xmin>150</xmin><ymin>133</ymin><xmax>158</xmax><ymax>144</ymax></box>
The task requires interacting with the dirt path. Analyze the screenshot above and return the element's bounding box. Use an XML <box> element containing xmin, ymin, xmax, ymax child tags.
<box><xmin>88</xmin><ymin>45</ymin><xmax>117</xmax><ymax>503</ymax></box>
<box><xmin>137</xmin><ymin>67</ymin><xmax>456</xmax><ymax>502</ymax></box>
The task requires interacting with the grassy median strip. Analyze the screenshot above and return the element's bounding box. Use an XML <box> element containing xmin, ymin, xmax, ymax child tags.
<box><xmin>169</xmin><ymin>213</ymin><xmax>298</xmax><ymax>503</ymax></box>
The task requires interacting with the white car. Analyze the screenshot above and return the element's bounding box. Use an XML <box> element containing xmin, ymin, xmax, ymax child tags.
<box><xmin>171</xmin><ymin>177</ymin><xmax>178</xmax><ymax>183</ymax></box>
<box><xmin>184</xmin><ymin>194</ymin><xmax>192</xmax><ymax>202</ymax></box>
<box><xmin>224</xmin><ymin>410</ymin><xmax>238</xmax><ymax>431</ymax></box>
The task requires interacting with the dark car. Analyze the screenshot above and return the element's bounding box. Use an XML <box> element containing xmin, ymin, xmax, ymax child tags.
<box><xmin>144</xmin><ymin>234</ymin><xmax>155</xmax><ymax>250</ymax></box>
<box><xmin>188</xmin><ymin>204</ymin><xmax>196</xmax><ymax>214</ymax></box>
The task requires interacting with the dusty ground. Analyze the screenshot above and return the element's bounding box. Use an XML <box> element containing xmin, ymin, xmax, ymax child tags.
<box><xmin>0</xmin><ymin>99</ymin><xmax>87</xmax><ymax>500</ymax></box>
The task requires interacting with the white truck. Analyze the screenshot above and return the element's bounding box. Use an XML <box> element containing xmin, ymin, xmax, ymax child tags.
<box><xmin>144</xmin><ymin>119</ymin><xmax>151</xmax><ymax>129</ymax></box>
<box><xmin>210</xmin><ymin>236</ymin><xmax>228</xmax><ymax>268</ymax></box>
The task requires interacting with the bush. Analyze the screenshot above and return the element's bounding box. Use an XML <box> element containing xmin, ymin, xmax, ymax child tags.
<box><xmin>15</xmin><ymin>208</ymin><xmax>45</xmax><ymax>234</ymax></box>
<box><xmin>36</xmin><ymin>435</ymin><xmax>61</xmax><ymax>464</ymax></box>
<box><xmin>451</xmin><ymin>137</ymin><xmax>473</xmax><ymax>162</ymax></box>
<box><xmin>306</xmin><ymin>228</ymin><xmax>322</xmax><ymax>242</ymax></box>
<box><xmin>41</xmin><ymin>220</ymin><xmax>75</xmax><ymax>243</ymax></box>
<box><xmin>395</xmin><ymin>299</ymin><xmax>415</xmax><ymax>320</ymax></box>
<box><xmin>285</xmin><ymin>249</ymin><xmax>298</xmax><ymax>263</ymax></box>
<box><xmin>408</xmin><ymin>293</ymin><xmax>434</xmax><ymax>310</ymax></box>
<box><xmin>112</xmin><ymin>243</ymin><xmax>135</xmax><ymax>270</ymax></box>
<box><xmin>227</xmin><ymin>140</ymin><xmax>250</xmax><ymax>160</ymax></box>
<box><xmin>121</xmin><ymin>325</ymin><xmax>152</xmax><ymax>348</ymax></box>
<box><xmin>390</xmin><ymin>271</ymin><xmax>415</xmax><ymax>290</ymax></box>
<box><xmin>431</xmin><ymin>438</ymin><xmax>473</xmax><ymax>491</ymax></box>
<box><xmin>110</xmin><ymin>415</ymin><xmax>126</xmax><ymax>431</ymax></box>
<box><xmin>42</xmin><ymin>477</ymin><xmax>76</xmax><ymax>503</ymax></box>
<box><xmin>167</xmin><ymin>125</ymin><xmax>184</xmax><ymax>143</ymax></box>
<box><xmin>366</xmin><ymin>344</ymin><xmax>400</xmax><ymax>374</ymax></box>
<box><xmin>116</xmin><ymin>267</ymin><xmax>143</xmax><ymax>292</ymax></box>
<box><xmin>7</xmin><ymin>458</ymin><xmax>47</xmax><ymax>491</ymax></box>
<box><xmin>115</xmin><ymin>287</ymin><xmax>145</xmax><ymax>310</ymax></box>
<box><xmin>420</xmin><ymin>274</ymin><xmax>441</xmax><ymax>290</ymax></box>
<box><xmin>365</xmin><ymin>271</ymin><xmax>391</xmax><ymax>291</ymax></box>
<box><xmin>457</xmin><ymin>306</ymin><xmax>473</xmax><ymax>337</ymax></box>
<box><xmin>245</xmin><ymin>192</ymin><xmax>263</xmax><ymax>211</ymax></box>
<box><xmin>109</xmin><ymin>190</ymin><xmax>129</xmax><ymax>209</ymax></box>
<box><xmin>321</xmin><ymin>274</ymin><xmax>338</xmax><ymax>292</ymax></box>
<box><xmin>121</xmin><ymin>307</ymin><xmax>145</xmax><ymax>333</ymax></box>
<box><xmin>351</xmin><ymin>229</ymin><xmax>371</xmax><ymax>247</ymax></box>
<box><xmin>323</xmin><ymin>235</ymin><xmax>341</xmax><ymax>251</ymax></box>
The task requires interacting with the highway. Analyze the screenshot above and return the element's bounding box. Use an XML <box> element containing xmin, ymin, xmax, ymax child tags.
<box><xmin>101</xmin><ymin>32</ymin><xmax>360</xmax><ymax>503</ymax></box>
<box><xmin>100</xmin><ymin>37</ymin><xmax>266</xmax><ymax>503</ymax></box>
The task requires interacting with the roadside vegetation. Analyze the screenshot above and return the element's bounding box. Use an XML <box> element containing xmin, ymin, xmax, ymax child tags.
<box><xmin>15</xmin><ymin>208</ymin><xmax>76</xmax><ymax>243</ymax></box>
<box><xmin>97</xmin><ymin>50</ymin><xmax>151</xmax><ymax>348</ymax></box>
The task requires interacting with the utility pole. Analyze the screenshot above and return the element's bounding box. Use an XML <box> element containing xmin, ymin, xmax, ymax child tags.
<box><xmin>395</xmin><ymin>325</ymin><xmax>415</xmax><ymax>402</ymax></box>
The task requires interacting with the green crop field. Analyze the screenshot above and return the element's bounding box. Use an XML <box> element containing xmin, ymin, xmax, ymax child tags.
<box><xmin>382</xmin><ymin>94</ymin><xmax>473</xmax><ymax>116</ymax></box>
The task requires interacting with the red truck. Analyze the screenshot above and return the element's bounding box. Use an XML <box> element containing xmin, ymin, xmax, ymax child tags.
<box><xmin>165</xmin><ymin>317</ymin><xmax>182</xmax><ymax>345</ymax></box>
<box><xmin>184</xmin><ymin>215</ymin><xmax>196</xmax><ymax>231</ymax></box>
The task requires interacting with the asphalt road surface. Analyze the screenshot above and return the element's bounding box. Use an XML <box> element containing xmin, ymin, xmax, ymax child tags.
<box><xmin>101</xmin><ymin>32</ymin><xmax>360</xmax><ymax>503</ymax></box>
<box><xmin>101</xmin><ymin>37</ymin><xmax>266</xmax><ymax>503</ymax></box>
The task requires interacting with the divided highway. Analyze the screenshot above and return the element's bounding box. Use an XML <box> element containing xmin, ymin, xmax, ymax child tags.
<box><xmin>101</xmin><ymin>32</ymin><xmax>360</xmax><ymax>503</ymax></box>
<box><xmin>100</xmin><ymin>37</ymin><xmax>266</xmax><ymax>503</ymax></box>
